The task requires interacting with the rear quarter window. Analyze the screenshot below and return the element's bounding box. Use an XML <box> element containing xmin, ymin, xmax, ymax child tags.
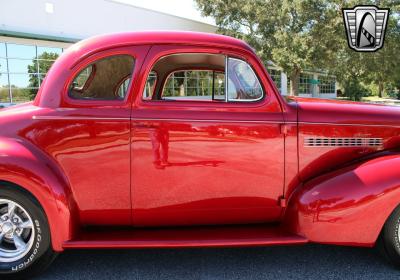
<box><xmin>69</xmin><ymin>55</ymin><xmax>135</xmax><ymax>100</ymax></box>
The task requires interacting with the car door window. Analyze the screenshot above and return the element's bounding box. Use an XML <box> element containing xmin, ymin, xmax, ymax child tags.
<box><xmin>227</xmin><ymin>58</ymin><xmax>263</xmax><ymax>101</ymax></box>
<box><xmin>142</xmin><ymin>53</ymin><xmax>263</xmax><ymax>102</ymax></box>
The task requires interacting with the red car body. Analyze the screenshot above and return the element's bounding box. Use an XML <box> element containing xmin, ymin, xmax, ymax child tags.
<box><xmin>1</xmin><ymin>31</ymin><xmax>400</xmax><ymax>251</ymax></box>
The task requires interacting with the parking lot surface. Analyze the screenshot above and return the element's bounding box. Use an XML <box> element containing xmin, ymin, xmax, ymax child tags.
<box><xmin>35</xmin><ymin>244</ymin><xmax>400</xmax><ymax>279</ymax></box>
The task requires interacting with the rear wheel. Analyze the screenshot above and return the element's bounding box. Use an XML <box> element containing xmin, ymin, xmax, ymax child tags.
<box><xmin>0</xmin><ymin>186</ymin><xmax>57</xmax><ymax>279</ymax></box>
<box><xmin>378</xmin><ymin>204</ymin><xmax>400</xmax><ymax>267</ymax></box>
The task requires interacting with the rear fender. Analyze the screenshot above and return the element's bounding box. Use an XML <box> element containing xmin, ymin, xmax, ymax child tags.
<box><xmin>0</xmin><ymin>137</ymin><xmax>77</xmax><ymax>251</ymax></box>
<box><xmin>284</xmin><ymin>152</ymin><xmax>400</xmax><ymax>247</ymax></box>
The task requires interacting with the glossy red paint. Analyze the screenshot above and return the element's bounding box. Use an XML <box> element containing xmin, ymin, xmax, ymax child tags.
<box><xmin>0</xmin><ymin>31</ymin><xmax>399</xmax><ymax>251</ymax></box>
<box><xmin>131</xmin><ymin>45</ymin><xmax>284</xmax><ymax>226</ymax></box>
<box><xmin>284</xmin><ymin>153</ymin><xmax>400</xmax><ymax>246</ymax></box>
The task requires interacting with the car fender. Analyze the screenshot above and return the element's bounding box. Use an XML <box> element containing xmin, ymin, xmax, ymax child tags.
<box><xmin>0</xmin><ymin>137</ymin><xmax>77</xmax><ymax>251</ymax></box>
<box><xmin>284</xmin><ymin>152</ymin><xmax>400</xmax><ymax>247</ymax></box>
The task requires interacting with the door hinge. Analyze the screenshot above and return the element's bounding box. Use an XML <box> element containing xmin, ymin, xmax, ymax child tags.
<box><xmin>280</xmin><ymin>124</ymin><xmax>288</xmax><ymax>136</ymax></box>
<box><xmin>278</xmin><ymin>196</ymin><xmax>287</xmax><ymax>208</ymax></box>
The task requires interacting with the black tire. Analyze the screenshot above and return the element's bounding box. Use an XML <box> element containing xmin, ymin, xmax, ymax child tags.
<box><xmin>0</xmin><ymin>184</ymin><xmax>58</xmax><ymax>279</ymax></box>
<box><xmin>378</xmin><ymin>204</ymin><xmax>400</xmax><ymax>268</ymax></box>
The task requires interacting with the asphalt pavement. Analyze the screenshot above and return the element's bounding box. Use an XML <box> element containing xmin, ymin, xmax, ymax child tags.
<box><xmin>34</xmin><ymin>244</ymin><xmax>400</xmax><ymax>280</ymax></box>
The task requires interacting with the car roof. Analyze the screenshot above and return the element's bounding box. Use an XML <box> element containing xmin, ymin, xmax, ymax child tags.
<box><xmin>73</xmin><ymin>31</ymin><xmax>253</xmax><ymax>52</ymax></box>
<box><xmin>35</xmin><ymin>31</ymin><xmax>256</xmax><ymax>108</ymax></box>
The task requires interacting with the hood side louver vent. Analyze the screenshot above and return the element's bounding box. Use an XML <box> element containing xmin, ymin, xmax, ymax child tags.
<box><xmin>304</xmin><ymin>137</ymin><xmax>383</xmax><ymax>147</ymax></box>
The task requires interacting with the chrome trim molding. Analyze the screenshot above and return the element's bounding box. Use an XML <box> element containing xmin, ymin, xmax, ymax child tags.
<box><xmin>32</xmin><ymin>116</ymin><xmax>130</xmax><ymax>121</ymax></box>
<box><xmin>304</xmin><ymin>137</ymin><xmax>383</xmax><ymax>147</ymax></box>
<box><xmin>298</xmin><ymin>121</ymin><xmax>400</xmax><ymax>128</ymax></box>
<box><xmin>32</xmin><ymin>115</ymin><xmax>284</xmax><ymax>124</ymax></box>
<box><xmin>31</xmin><ymin>116</ymin><xmax>400</xmax><ymax>128</ymax></box>
<box><xmin>132</xmin><ymin>117</ymin><xmax>282</xmax><ymax>124</ymax></box>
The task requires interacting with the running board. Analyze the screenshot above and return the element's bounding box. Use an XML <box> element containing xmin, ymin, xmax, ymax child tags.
<box><xmin>63</xmin><ymin>224</ymin><xmax>308</xmax><ymax>249</ymax></box>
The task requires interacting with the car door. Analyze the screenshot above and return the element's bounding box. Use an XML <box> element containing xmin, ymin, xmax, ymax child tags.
<box><xmin>131</xmin><ymin>46</ymin><xmax>285</xmax><ymax>227</ymax></box>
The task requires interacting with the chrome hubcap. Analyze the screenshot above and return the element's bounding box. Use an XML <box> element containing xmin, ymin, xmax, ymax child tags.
<box><xmin>0</xmin><ymin>199</ymin><xmax>34</xmax><ymax>263</ymax></box>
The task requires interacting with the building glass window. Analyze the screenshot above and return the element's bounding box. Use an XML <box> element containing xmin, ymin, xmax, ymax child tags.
<box><xmin>37</xmin><ymin>46</ymin><xmax>63</xmax><ymax>56</ymax></box>
<box><xmin>268</xmin><ymin>68</ymin><xmax>281</xmax><ymax>91</ymax></box>
<box><xmin>0</xmin><ymin>74</ymin><xmax>9</xmax><ymax>103</ymax></box>
<box><xmin>8</xmin><ymin>59</ymin><xmax>36</xmax><ymax>73</ymax></box>
<box><xmin>0</xmin><ymin>42</ymin><xmax>63</xmax><ymax>104</ymax></box>
<box><xmin>319</xmin><ymin>75</ymin><xmax>336</xmax><ymax>94</ymax></box>
<box><xmin>6</xmin><ymin>44</ymin><xmax>36</xmax><ymax>59</ymax></box>
<box><xmin>0</xmin><ymin>43</ymin><xmax>6</xmax><ymax>57</ymax></box>
<box><xmin>298</xmin><ymin>73</ymin><xmax>313</xmax><ymax>95</ymax></box>
<box><xmin>0</xmin><ymin>58</ymin><xmax>7</xmax><ymax>73</ymax></box>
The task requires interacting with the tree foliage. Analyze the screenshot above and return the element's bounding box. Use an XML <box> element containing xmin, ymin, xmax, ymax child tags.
<box><xmin>27</xmin><ymin>52</ymin><xmax>59</xmax><ymax>100</ymax></box>
<box><xmin>195</xmin><ymin>0</ymin><xmax>400</xmax><ymax>99</ymax></box>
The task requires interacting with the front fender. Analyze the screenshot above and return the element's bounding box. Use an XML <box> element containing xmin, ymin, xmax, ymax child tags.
<box><xmin>285</xmin><ymin>152</ymin><xmax>400</xmax><ymax>247</ymax></box>
<box><xmin>0</xmin><ymin>137</ymin><xmax>77</xmax><ymax>251</ymax></box>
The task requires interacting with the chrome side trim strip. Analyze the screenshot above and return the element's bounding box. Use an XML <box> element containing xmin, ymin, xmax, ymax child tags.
<box><xmin>298</xmin><ymin>121</ymin><xmax>400</xmax><ymax>128</ymax></box>
<box><xmin>32</xmin><ymin>116</ymin><xmax>130</xmax><ymax>121</ymax></box>
<box><xmin>132</xmin><ymin>117</ymin><xmax>282</xmax><ymax>124</ymax></box>
<box><xmin>31</xmin><ymin>116</ymin><xmax>400</xmax><ymax>128</ymax></box>
<box><xmin>32</xmin><ymin>115</ymin><xmax>284</xmax><ymax>124</ymax></box>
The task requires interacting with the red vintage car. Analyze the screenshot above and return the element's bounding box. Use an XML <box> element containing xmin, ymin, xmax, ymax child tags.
<box><xmin>1</xmin><ymin>31</ymin><xmax>400</xmax><ymax>278</ymax></box>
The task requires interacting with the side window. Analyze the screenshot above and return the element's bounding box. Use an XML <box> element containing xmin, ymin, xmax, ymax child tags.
<box><xmin>227</xmin><ymin>58</ymin><xmax>263</xmax><ymax>101</ymax></box>
<box><xmin>142</xmin><ymin>53</ymin><xmax>263</xmax><ymax>102</ymax></box>
<box><xmin>163</xmin><ymin>70</ymin><xmax>225</xmax><ymax>101</ymax></box>
<box><xmin>69</xmin><ymin>55</ymin><xmax>135</xmax><ymax>100</ymax></box>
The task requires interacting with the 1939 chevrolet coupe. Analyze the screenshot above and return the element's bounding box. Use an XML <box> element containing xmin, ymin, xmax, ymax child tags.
<box><xmin>1</xmin><ymin>31</ymin><xmax>400</xmax><ymax>278</ymax></box>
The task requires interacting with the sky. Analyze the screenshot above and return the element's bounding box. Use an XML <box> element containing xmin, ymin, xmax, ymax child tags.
<box><xmin>112</xmin><ymin>0</ymin><xmax>215</xmax><ymax>25</ymax></box>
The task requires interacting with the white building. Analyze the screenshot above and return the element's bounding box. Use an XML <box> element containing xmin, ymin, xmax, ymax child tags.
<box><xmin>0</xmin><ymin>0</ymin><xmax>336</xmax><ymax>106</ymax></box>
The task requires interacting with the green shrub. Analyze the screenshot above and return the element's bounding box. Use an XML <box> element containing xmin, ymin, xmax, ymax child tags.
<box><xmin>343</xmin><ymin>80</ymin><xmax>371</xmax><ymax>101</ymax></box>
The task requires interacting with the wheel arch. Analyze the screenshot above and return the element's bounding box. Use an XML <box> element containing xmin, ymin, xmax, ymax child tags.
<box><xmin>0</xmin><ymin>137</ymin><xmax>78</xmax><ymax>251</ymax></box>
<box><xmin>284</xmin><ymin>152</ymin><xmax>400</xmax><ymax>247</ymax></box>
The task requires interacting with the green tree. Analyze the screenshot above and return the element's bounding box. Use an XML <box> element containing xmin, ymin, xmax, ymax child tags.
<box><xmin>364</xmin><ymin>2</ymin><xmax>400</xmax><ymax>98</ymax></box>
<box><xmin>27</xmin><ymin>52</ymin><xmax>59</xmax><ymax>100</ymax></box>
<box><xmin>195</xmin><ymin>0</ymin><xmax>342</xmax><ymax>95</ymax></box>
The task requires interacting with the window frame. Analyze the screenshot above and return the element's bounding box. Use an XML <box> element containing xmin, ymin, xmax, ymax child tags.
<box><xmin>298</xmin><ymin>73</ymin><xmax>313</xmax><ymax>95</ymax></box>
<box><xmin>319</xmin><ymin>75</ymin><xmax>336</xmax><ymax>95</ymax></box>
<box><xmin>63</xmin><ymin>50</ymin><xmax>136</xmax><ymax>107</ymax></box>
